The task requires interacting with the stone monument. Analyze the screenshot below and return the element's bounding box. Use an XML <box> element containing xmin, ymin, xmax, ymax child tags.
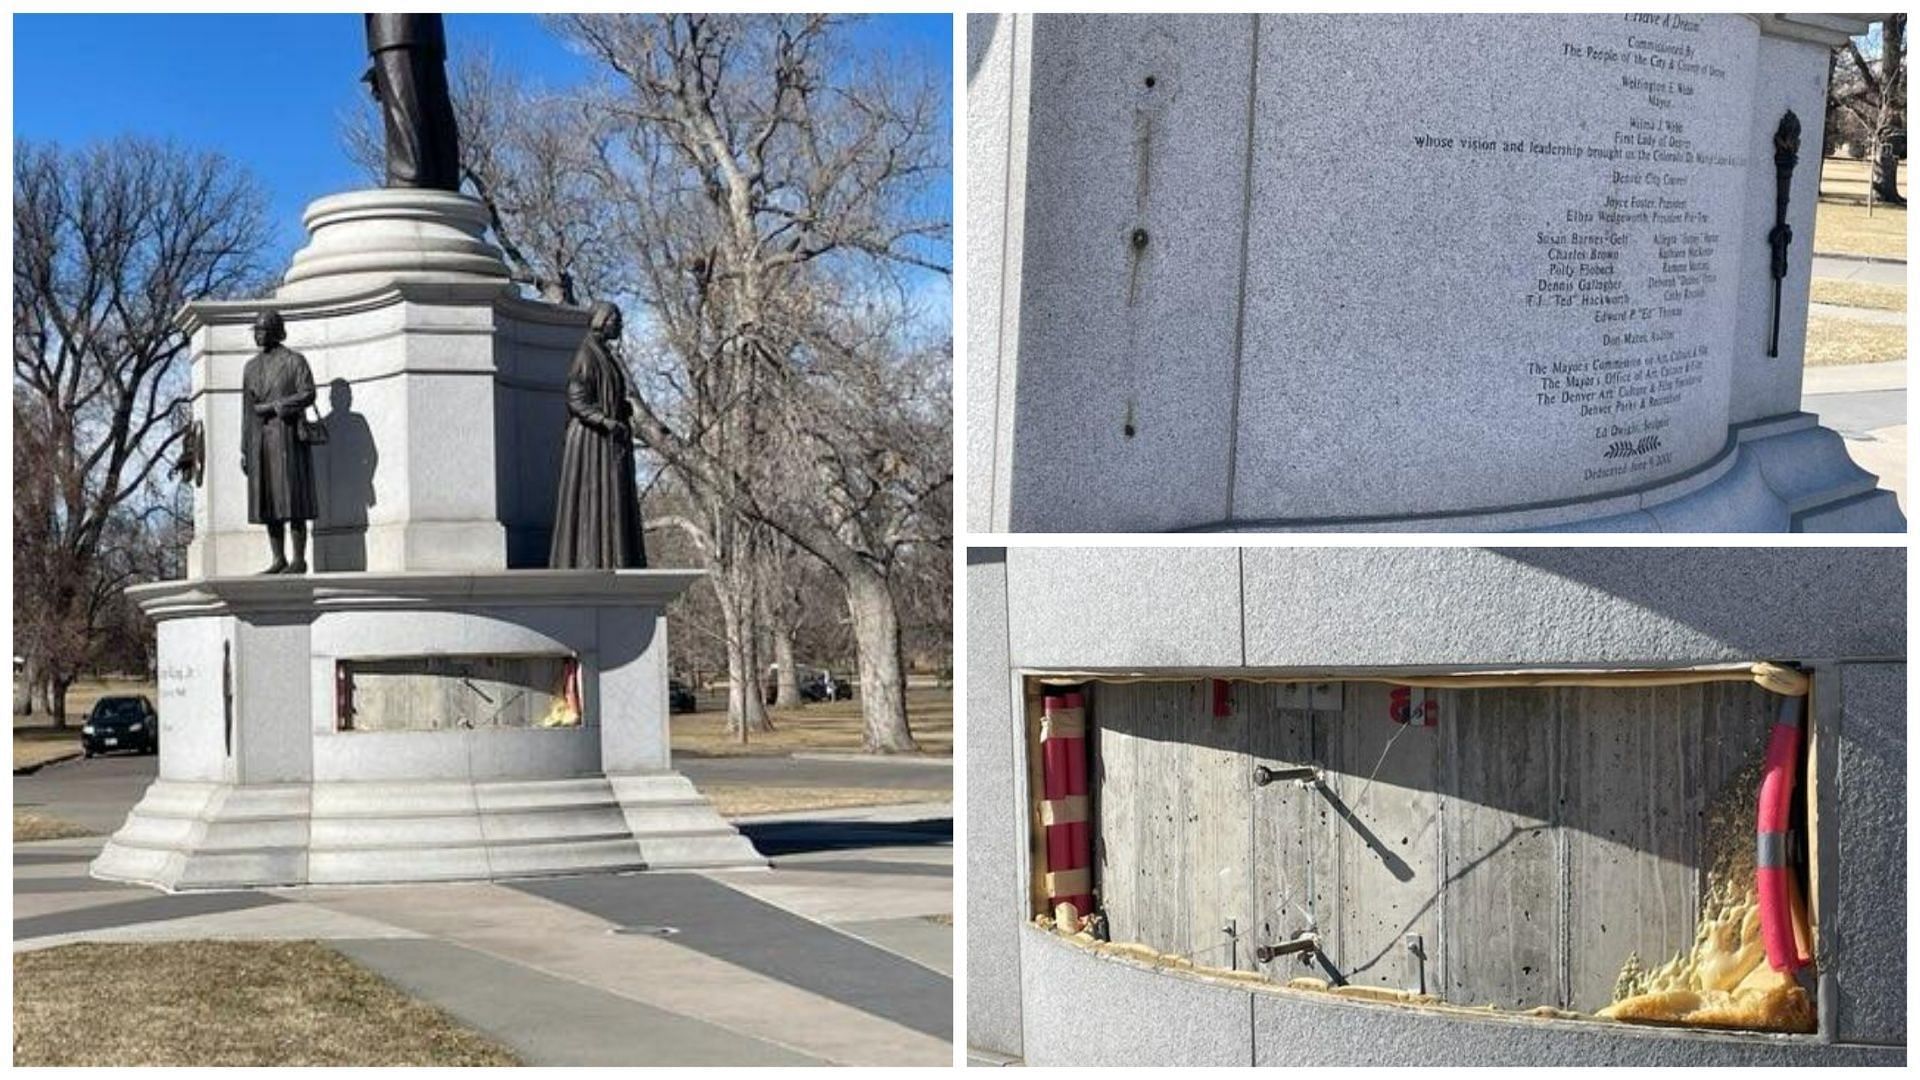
<box><xmin>968</xmin><ymin>13</ymin><xmax>1902</xmax><ymax>532</ymax></box>
<box><xmin>92</xmin><ymin>14</ymin><xmax>760</xmax><ymax>890</ymax></box>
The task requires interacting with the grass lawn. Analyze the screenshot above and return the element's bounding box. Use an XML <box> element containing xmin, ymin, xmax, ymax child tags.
<box><xmin>14</xmin><ymin>809</ymin><xmax>95</xmax><ymax>842</ymax></box>
<box><xmin>702</xmin><ymin>785</ymin><xmax>943</xmax><ymax>817</ymax></box>
<box><xmin>1816</xmin><ymin>158</ymin><xmax>1907</xmax><ymax>260</ymax></box>
<box><xmin>1809</xmin><ymin>279</ymin><xmax>1906</xmax><ymax>312</ymax></box>
<box><xmin>672</xmin><ymin>684</ymin><xmax>953</xmax><ymax>758</ymax></box>
<box><xmin>14</xmin><ymin>940</ymin><xmax>520</xmax><ymax>1066</ymax></box>
<box><xmin>1803</xmin><ymin>317</ymin><xmax>1907</xmax><ymax>366</ymax></box>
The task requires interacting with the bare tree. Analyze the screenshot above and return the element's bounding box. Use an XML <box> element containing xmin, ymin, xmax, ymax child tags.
<box><xmin>752</xmin><ymin>320</ymin><xmax>952</xmax><ymax>752</ymax></box>
<box><xmin>345</xmin><ymin>51</ymin><xmax>618</xmax><ymax>303</ymax></box>
<box><xmin>554</xmin><ymin>14</ymin><xmax>949</xmax><ymax>750</ymax></box>
<box><xmin>13</xmin><ymin>137</ymin><xmax>267</xmax><ymax>724</ymax></box>
<box><xmin>1833</xmin><ymin>16</ymin><xmax>1907</xmax><ymax>205</ymax></box>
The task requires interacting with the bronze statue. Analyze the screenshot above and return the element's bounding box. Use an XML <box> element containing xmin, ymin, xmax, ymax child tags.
<box><xmin>363</xmin><ymin>14</ymin><xmax>461</xmax><ymax>191</ymax></box>
<box><xmin>241</xmin><ymin>311</ymin><xmax>319</xmax><ymax>574</ymax></box>
<box><xmin>550</xmin><ymin>302</ymin><xmax>648</xmax><ymax>569</ymax></box>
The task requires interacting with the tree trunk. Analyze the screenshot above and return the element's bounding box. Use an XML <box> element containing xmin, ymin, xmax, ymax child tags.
<box><xmin>773</xmin><ymin>618</ymin><xmax>803</xmax><ymax>708</ymax></box>
<box><xmin>36</xmin><ymin>670</ymin><xmax>57</xmax><ymax>718</ymax></box>
<box><xmin>1872</xmin><ymin>126</ymin><xmax>1905</xmax><ymax>205</ymax></box>
<box><xmin>845</xmin><ymin>569</ymin><xmax>918</xmax><ymax>753</ymax></box>
<box><xmin>1872</xmin><ymin>15</ymin><xmax>1907</xmax><ymax>205</ymax></box>
<box><xmin>49</xmin><ymin>674</ymin><xmax>73</xmax><ymax>729</ymax></box>
<box><xmin>715</xmin><ymin>576</ymin><xmax>772</xmax><ymax>739</ymax></box>
<box><xmin>16</xmin><ymin>656</ymin><xmax>37</xmax><ymax>716</ymax></box>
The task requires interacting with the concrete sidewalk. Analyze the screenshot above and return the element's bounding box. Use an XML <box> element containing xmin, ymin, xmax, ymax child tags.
<box><xmin>15</xmin><ymin>754</ymin><xmax>954</xmax><ymax>1067</ymax></box>
<box><xmin>1812</xmin><ymin>253</ymin><xmax>1907</xmax><ymax>285</ymax></box>
<box><xmin>1802</xmin><ymin>361</ymin><xmax>1906</xmax><ymax>514</ymax></box>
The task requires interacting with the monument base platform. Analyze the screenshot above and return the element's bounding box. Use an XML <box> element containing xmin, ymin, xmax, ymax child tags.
<box><xmin>91</xmin><ymin>570</ymin><xmax>764</xmax><ymax>892</ymax></box>
<box><xmin>92</xmin><ymin>773</ymin><xmax>761</xmax><ymax>892</ymax></box>
<box><xmin>1204</xmin><ymin>412</ymin><xmax>1903</xmax><ymax>533</ymax></box>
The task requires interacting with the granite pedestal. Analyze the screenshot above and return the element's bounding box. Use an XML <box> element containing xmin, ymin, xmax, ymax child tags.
<box><xmin>968</xmin><ymin>13</ymin><xmax>1902</xmax><ymax>532</ymax></box>
<box><xmin>93</xmin><ymin>189</ymin><xmax>762</xmax><ymax>890</ymax></box>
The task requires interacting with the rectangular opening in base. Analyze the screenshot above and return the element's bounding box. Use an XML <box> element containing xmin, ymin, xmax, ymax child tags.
<box><xmin>336</xmin><ymin>654</ymin><xmax>583</xmax><ymax>732</ymax></box>
<box><xmin>1021</xmin><ymin>665</ymin><xmax>1818</xmax><ymax>1037</ymax></box>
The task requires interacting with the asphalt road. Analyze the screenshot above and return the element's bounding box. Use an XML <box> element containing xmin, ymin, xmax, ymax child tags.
<box><xmin>15</xmin><ymin>753</ymin><xmax>158</xmax><ymax>834</ymax></box>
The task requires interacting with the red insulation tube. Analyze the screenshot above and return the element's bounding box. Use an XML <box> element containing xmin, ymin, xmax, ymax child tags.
<box><xmin>1756</xmin><ymin>694</ymin><xmax>1806</xmax><ymax>972</ymax></box>
<box><xmin>1040</xmin><ymin>692</ymin><xmax>1093</xmax><ymax>922</ymax></box>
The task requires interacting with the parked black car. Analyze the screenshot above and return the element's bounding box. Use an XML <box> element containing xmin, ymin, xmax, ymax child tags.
<box><xmin>799</xmin><ymin>671</ymin><xmax>854</xmax><ymax>702</ymax></box>
<box><xmin>81</xmin><ymin>695</ymin><xmax>159</xmax><ymax>757</ymax></box>
<box><xmin>668</xmin><ymin>680</ymin><xmax>698</xmax><ymax>714</ymax></box>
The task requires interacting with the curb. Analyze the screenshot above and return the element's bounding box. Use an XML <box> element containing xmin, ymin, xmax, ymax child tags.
<box><xmin>13</xmin><ymin>750</ymin><xmax>82</xmax><ymax>777</ymax></box>
<box><xmin>789</xmin><ymin>752</ymin><xmax>954</xmax><ymax>767</ymax></box>
<box><xmin>1814</xmin><ymin>250</ymin><xmax>1908</xmax><ymax>266</ymax></box>
<box><xmin>730</xmin><ymin>799</ymin><xmax>954</xmax><ymax>825</ymax></box>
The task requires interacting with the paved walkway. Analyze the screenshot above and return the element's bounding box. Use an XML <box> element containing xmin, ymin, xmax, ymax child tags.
<box><xmin>1803</xmin><ymin>361</ymin><xmax>1906</xmax><ymax>514</ymax></box>
<box><xmin>1808</xmin><ymin>301</ymin><xmax>1905</xmax><ymax>326</ymax></box>
<box><xmin>1811</xmin><ymin>253</ymin><xmax>1907</xmax><ymax>285</ymax></box>
<box><xmin>15</xmin><ymin>755</ymin><xmax>953</xmax><ymax>1066</ymax></box>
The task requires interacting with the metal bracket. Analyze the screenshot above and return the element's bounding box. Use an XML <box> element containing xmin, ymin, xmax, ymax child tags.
<box><xmin>1253</xmin><ymin>763</ymin><xmax>1324</xmax><ymax>789</ymax></box>
<box><xmin>1255</xmin><ymin>929</ymin><xmax>1320</xmax><ymax>964</ymax></box>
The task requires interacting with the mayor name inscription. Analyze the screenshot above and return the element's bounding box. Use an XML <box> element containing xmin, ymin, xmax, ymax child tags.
<box><xmin>1409</xmin><ymin>14</ymin><xmax>1743</xmax><ymax>486</ymax></box>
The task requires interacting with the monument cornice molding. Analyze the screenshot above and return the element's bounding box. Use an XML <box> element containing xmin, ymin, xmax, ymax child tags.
<box><xmin>130</xmin><ymin>569</ymin><xmax>703</xmax><ymax>621</ymax></box>
<box><xmin>176</xmin><ymin>281</ymin><xmax>593</xmax><ymax>336</ymax></box>
<box><xmin>1745</xmin><ymin>13</ymin><xmax>1875</xmax><ymax>47</ymax></box>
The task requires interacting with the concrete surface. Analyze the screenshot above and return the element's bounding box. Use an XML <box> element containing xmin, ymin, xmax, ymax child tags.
<box><xmin>1808</xmin><ymin>301</ymin><xmax>1905</xmax><ymax>325</ymax></box>
<box><xmin>16</xmin><ymin>754</ymin><xmax>952</xmax><ymax>1066</ymax></box>
<box><xmin>1811</xmin><ymin>254</ymin><xmax>1908</xmax><ymax>286</ymax></box>
<box><xmin>1803</xmin><ymin>361</ymin><xmax>1906</xmax><ymax>513</ymax></box>
<box><xmin>997</xmin><ymin>547</ymin><xmax>1905</xmax><ymax>674</ymax></box>
<box><xmin>964</xmin><ymin>550</ymin><xmax>1023</xmax><ymax>1058</ymax></box>
<box><xmin>1826</xmin><ymin>662</ymin><xmax>1907</xmax><ymax>1045</ymax></box>
<box><xmin>1014</xmin><ymin>927</ymin><xmax>1904</xmax><ymax>1066</ymax></box>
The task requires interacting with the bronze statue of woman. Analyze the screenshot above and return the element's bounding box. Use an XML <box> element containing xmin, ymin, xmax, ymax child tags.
<box><xmin>240</xmin><ymin>311</ymin><xmax>319</xmax><ymax>573</ymax></box>
<box><xmin>550</xmin><ymin>302</ymin><xmax>648</xmax><ymax>569</ymax></box>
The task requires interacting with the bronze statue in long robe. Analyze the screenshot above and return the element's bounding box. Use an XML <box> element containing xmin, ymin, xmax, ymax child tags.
<box><xmin>241</xmin><ymin>311</ymin><xmax>318</xmax><ymax>573</ymax></box>
<box><xmin>550</xmin><ymin>302</ymin><xmax>648</xmax><ymax>569</ymax></box>
<box><xmin>364</xmin><ymin>13</ymin><xmax>461</xmax><ymax>190</ymax></box>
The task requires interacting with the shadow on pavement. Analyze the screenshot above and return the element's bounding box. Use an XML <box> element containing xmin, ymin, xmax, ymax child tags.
<box><xmin>739</xmin><ymin>817</ymin><xmax>952</xmax><ymax>858</ymax></box>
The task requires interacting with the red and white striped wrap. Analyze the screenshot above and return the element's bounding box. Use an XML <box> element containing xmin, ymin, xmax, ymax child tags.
<box><xmin>1756</xmin><ymin>694</ymin><xmax>1809</xmax><ymax>972</ymax></box>
<box><xmin>1040</xmin><ymin>692</ymin><xmax>1093</xmax><ymax>923</ymax></box>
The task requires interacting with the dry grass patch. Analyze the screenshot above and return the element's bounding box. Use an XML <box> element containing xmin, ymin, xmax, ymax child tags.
<box><xmin>14</xmin><ymin>940</ymin><xmax>520</xmax><ymax>1067</ymax></box>
<box><xmin>703</xmin><ymin>785</ymin><xmax>941</xmax><ymax>818</ymax></box>
<box><xmin>1821</xmin><ymin>157</ymin><xmax>1908</xmax><ymax>205</ymax></box>
<box><xmin>1810</xmin><ymin>279</ymin><xmax>1907</xmax><ymax>313</ymax></box>
<box><xmin>1813</xmin><ymin>201</ymin><xmax>1907</xmax><ymax>260</ymax></box>
<box><xmin>672</xmin><ymin>685</ymin><xmax>953</xmax><ymax>758</ymax></box>
<box><xmin>1804</xmin><ymin>317</ymin><xmax>1908</xmax><ymax>366</ymax></box>
<box><xmin>13</xmin><ymin>729</ymin><xmax>82</xmax><ymax>770</ymax></box>
<box><xmin>14</xmin><ymin>809</ymin><xmax>94</xmax><ymax>842</ymax></box>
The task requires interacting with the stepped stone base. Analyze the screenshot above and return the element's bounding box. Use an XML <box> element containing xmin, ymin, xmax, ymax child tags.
<box><xmin>1206</xmin><ymin>412</ymin><xmax>1903</xmax><ymax>533</ymax></box>
<box><xmin>91</xmin><ymin>772</ymin><xmax>763</xmax><ymax>892</ymax></box>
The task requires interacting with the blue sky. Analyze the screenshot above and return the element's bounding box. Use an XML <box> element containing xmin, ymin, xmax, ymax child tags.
<box><xmin>14</xmin><ymin>14</ymin><xmax>954</xmax><ymax>273</ymax></box>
